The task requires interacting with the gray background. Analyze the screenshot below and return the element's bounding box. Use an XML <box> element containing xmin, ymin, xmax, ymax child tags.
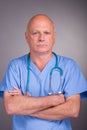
<box><xmin>0</xmin><ymin>0</ymin><xmax>87</xmax><ymax>130</ymax></box>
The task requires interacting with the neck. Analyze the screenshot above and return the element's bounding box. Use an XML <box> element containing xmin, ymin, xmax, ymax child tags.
<box><xmin>30</xmin><ymin>51</ymin><xmax>53</xmax><ymax>71</ymax></box>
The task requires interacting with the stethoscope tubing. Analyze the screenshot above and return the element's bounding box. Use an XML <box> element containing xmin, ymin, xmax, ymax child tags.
<box><xmin>26</xmin><ymin>52</ymin><xmax>63</xmax><ymax>95</ymax></box>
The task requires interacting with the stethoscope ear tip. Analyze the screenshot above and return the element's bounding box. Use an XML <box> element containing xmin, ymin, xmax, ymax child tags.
<box><xmin>48</xmin><ymin>92</ymin><xmax>52</xmax><ymax>96</ymax></box>
<box><xmin>48</xmin><ymin>91</ymin><xmax>62</xmax><ymax>96</ymax></box>
<box><xmin>58</xmin><ymin>91</ymin><xmax>62</xmax><ymax>94</ymax></box>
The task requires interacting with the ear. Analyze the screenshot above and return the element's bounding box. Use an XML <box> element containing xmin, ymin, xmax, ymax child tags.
<box><xmin>25</xmin><ymin>32</ymin><xmax>28</xmax><ymax>43</ymax></box>
<box><xmin>53</xmin><ymin>32</ymin><xmax>56</xmax><ymax>44</ymax></box>
<box><xmin>25</xmin><ymin>32</ymin><xmax>27</xmax><ymax>40</ymax></box>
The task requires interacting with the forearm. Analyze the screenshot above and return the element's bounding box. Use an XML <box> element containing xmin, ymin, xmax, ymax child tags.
<box><xmin>4</xmin><ymin>94</ymin><xmax>52</xmax><ymax>115</ymax></box>
<box><xmin>31</xmin><ymin>103</ymin><xmax>70</xmax><ymax>120</ymax></box>
<box><xmin>4</xmin><ymin>92</ymin><xmax>65</xmax><ymax>115</ymax></box>
<box><xmin>31</xmin><ymin>94</ymin><xmax>80</xmax><ymax>120</ymax></box>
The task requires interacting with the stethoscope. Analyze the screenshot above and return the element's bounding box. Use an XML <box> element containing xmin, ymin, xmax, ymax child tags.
<box><xmin>26</xmin><ymin>52</ymin><xmax>63</xmax><ymax>95</ymax></box>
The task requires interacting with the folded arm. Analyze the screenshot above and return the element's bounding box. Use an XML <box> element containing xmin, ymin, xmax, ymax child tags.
<box><xmin>30</xmin><ymin>94</ymin><xmax>80</xmax><ymax>120</ymax></box>
<box><xmin>4</xmin><ymin>86</ymin><xmax>80</xmax><ymax>121</ymax></box>
<box><xmin>4</xmin><ymin>86</ymin><xmax>65</xmax><ymax>115</ymax></box>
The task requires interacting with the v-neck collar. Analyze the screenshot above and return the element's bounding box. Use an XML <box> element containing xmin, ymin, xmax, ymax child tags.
<box><xmin>29</xmin><ymin>55</ymin><xmax>56</xmax><ymax>80</ymax></box>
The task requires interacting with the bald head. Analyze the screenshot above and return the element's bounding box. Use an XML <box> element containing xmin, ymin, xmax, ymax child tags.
<box><xmin>26</xmin><ymin>14</ymin><xmax>55</xmax><ymax>35</ymax></box>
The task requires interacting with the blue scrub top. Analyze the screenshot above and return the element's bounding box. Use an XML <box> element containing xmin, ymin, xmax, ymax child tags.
<box><xmin>0</xmin><ymin>53</ymin><xmax>87</xmax><ymax>130</ymax></box>
<box><xmin>0</xmin><ymin>91</ymin><xmax>3</xmax><ymax>98</ymax></box>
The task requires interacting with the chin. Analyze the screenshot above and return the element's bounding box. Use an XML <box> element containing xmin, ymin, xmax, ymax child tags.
<box><xmin>36</xmin><ymin>50</ymin><xmax>52</xmax><ymax>55</ymax></box>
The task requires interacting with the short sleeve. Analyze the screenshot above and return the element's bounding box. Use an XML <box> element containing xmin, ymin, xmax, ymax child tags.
<box><xmin>63</xmin><ymin>60</ymin><xmax>87</xmax><ymax>99</ymax></box>
<box><xmin>0</xmin><ymin>91</ymin><xmax>3</xmax><ymax>98</ymax></box>
<box><xmin>0</xmin><ymin>60</ymin><xmax>20</xmax><ymax>94</ymax></box>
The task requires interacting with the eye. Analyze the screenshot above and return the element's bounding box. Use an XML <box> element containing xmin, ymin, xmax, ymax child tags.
<box><xmin>32</xmin><ymin>32</ymin><xmax>39</xmax><ymax>35</ymax></box>
<box><xmin>44</xmin><ymin>31</ymin><xmax>51</xmax><ymax>35</ymax></box>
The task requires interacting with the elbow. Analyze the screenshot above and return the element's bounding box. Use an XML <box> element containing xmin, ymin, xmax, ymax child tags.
<box><xmin>67</xmin><ymin>95</ymin><xmax>80</xmax><ymax>118</ymax></box>
<box><xmin>70</xmin><ymin>107</ymin><xmax>80</xmax><ymax>118</ymax></box>
<box><xmin>4</xmin><ymin>103</ymin><xmax>15</xmax><ymax>115</ymax></box>
<box><xmin>72</xmin><ymin>111</ymin><xmax>79</xmax><ymax>118</ymax></box>
<box><xmin>5</xmin><ymin>106</ymin><xmax>13</xmax><ymax>115</ymax></box>
<box><xmin>6</xmin><ymin>110</ymin><xmax>13</xmax><ymax>115</ymax></box>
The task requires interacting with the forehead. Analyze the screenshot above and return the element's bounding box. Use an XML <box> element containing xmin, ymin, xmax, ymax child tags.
<box><xmin>27</xmin><ymin>15</ymin><xmax>55</xmax><ymax>31</ymax></box>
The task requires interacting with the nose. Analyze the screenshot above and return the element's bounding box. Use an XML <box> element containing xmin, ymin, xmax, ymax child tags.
<box><xmin>38</xmin><ymin>33</ymin><xmax>45</xmax><ymax>42</ymax></box>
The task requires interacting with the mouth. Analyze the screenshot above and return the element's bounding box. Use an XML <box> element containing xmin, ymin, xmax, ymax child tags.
<box><xmin>37</xmin><ymin>44</ymin><xmax>47</xmax><ymax>47</ymax></box>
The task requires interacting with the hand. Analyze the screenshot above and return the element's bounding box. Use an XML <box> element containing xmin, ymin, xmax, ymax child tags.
<box><xmin>8</xmin><ymin>86</ymin><xmax>31</xmax><ymax>97</ymax></box>
<box><xmin>8</xmin><ymin>86</ymin><xmax>22</xmax><ymax>96</ymax></box>
<box><xmin>49</xmin><ymin>94</ymin><xmax>65</xmax><ymax>106</ymax></box>
<box><xmin>26</xmin><ymin>92</ymin><xmax>31</xmax><ymax>97</ymax></box>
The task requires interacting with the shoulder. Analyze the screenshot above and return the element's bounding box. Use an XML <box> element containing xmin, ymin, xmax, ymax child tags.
<box><xmin>57</xmin><ymin>54</ymin><xmax>80</xmax><ymax>75</ymax></box>
<box><xmin>58</xmin><ymin>54</ymin><xmax>77</xmax><ymax>67</ymax></box>
<box><xmin>7</xmin><ymin>54</ymin><xmax>29</xmax><ymax>70</ymax></box>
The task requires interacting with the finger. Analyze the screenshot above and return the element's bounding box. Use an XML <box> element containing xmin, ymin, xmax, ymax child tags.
<box><xmin>13</xmin><ymin>86</ymin><xmax>19</xmax><ymax>90</ymax></box>
<box><xmin>26</xmin><ymin>92</ymin><xmax>31</xmax><ymax>97</ymax></box>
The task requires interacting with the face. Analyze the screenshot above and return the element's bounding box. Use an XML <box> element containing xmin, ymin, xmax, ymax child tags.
<box><xmin>25</xmin><ymin>15</ymin><xmax>56</xmax><ymax>55</ymax></box>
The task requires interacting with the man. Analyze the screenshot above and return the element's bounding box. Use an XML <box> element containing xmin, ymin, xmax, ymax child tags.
<box><xmin>0</xmin><ymin>14</ymin><xmax>87</xmax><ymax>130</ymax></box>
